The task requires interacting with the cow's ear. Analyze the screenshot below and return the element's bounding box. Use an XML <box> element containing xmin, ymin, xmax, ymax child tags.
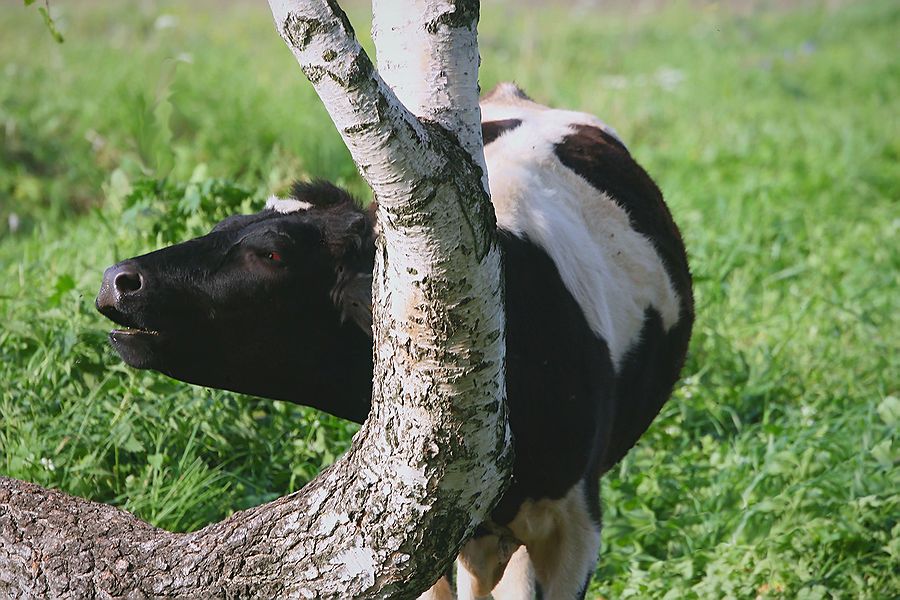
<box><xmin>325</xmin><ymin>208</ymin><xmax>375</xmax><ymax>337</ymax></box>
<box><xmin>324</xmin><ymin>210</ymin><xmax>372</xmax><ymax>261</ymax></box>
<box><xmin>333</xmin><ymin>272</ymin><xmax>373</xmax><ymax>338</ymax></box>
<box><xmin>290</xmin><ymin>180</ymin><xmax>357</xmax><ymax>208</ymax></box>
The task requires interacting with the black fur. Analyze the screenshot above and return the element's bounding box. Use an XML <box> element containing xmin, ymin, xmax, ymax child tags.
<box><xmin>97</xmin><ymin>193</ymin><xmax>375</xmax><ymax>423</ymax></box>
<box><xmin>481</xmin><ymin>119</ymin><xmax>523</xmax><ymax>145</ymax></box>
<box><xmin>491</xmin><ymin>229</ymin><xmax>615</xmax><ymax>523</ymax></box>
<box><xmin>290</xmin><ymin>179</ymin><xmax>357</xmax><ymax>208</ymax></box>
<box><xmin>553</xmin><ymin>125</ymin><xmax>695</xmax><ymax>471</ymax></box>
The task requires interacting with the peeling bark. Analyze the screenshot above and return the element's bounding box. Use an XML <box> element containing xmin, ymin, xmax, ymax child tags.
<box><xmin>0</xmin><ymin>0</ymin><xmax>508</xmax><ymax>598</ymax></box>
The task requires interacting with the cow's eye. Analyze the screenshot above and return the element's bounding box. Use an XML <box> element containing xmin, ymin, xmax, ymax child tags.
<box><xmin>267</xmin><ymin>251</ymin><xmax>283</xmax><ymax>263</ymax></box>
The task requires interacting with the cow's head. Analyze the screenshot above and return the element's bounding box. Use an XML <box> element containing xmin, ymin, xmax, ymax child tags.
<box><xmin>95</xmin><ymin>181</ymin><xmax>376</xmax><ymax>422</ymax></box>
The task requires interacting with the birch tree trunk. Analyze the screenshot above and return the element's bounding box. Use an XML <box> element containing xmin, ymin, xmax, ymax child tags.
<box><xmin>0</xmin><ymin>1</ymin><xmax>511</xmax><ymax>598</ymax></box>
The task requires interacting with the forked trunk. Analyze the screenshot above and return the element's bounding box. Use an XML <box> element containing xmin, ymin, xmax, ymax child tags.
<box><xmin>0</xmin><ymin>1</ymin><xmax>510</xmax><ymax>597</ymax></box>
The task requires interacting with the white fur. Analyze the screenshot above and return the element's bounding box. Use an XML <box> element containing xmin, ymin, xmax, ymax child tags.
<box><xmin>480</xmin><ymin>84</ymin><xmax>625</xmax><ymax>149</ymax></box>
<box><xmin>456</xmin><ymin>559</ymin><xmax>492</xmax><ymax>600</ymax></box>
<box><xmin>481</xmin><ymin>96</ymin><xmax>681</xmax><ymax>370</ymax></box>
<box><xmin>266</xmin><ymin>195</ymin><xmax>313</xmax><ymax>213</ymax></box>
<box><xmin>492</xmin><ymin>546</ymin><xmax>536</xmax><ymax>599</ymax></box>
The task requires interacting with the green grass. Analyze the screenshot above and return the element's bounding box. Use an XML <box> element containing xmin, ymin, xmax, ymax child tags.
<box><xmin>1</xmin><ymin>0</ymin><xmax>897</xmax><ymax>597</ymax></box>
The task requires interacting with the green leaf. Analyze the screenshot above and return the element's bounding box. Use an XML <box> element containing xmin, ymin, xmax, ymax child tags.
<box><xmin>121</xmin><ymin>433</ymin><xmax>145</xmax><ymax>454</ymax></box>
<box><xmin>877</xmin><ymin>395</ymin><xmax>899</xmax><ymax>427</ymax></box>
<box><xmin>180</xmin><ymin>184</ymin><xmax>201</xmax><ymax>213</ymax></box>
<box><xmin>870</xmin><ymin>439</ymin><xmax>894</xmax><ymax>470</ymax></box>
<box><xmin>48</xmin><ymin>274</ymin><xmax>75</xmax><ymax>307</ymax></box>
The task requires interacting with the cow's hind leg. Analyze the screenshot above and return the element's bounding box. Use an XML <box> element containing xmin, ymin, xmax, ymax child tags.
<box><xmin>491</xmin><ymin>545</ymin><xmax>536</xmax><ymax>599</ymax></box>
<box><xmin>457</xmin><ymin>530</ymin><xmax>522</xmax><ymax>599</ymax></box>
<box><xmin>509</xmin><ymin>479</ymin><xmax>601</xmax><ymax>600</ymax></box>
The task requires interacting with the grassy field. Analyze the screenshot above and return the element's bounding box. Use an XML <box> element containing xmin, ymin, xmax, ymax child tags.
<box><xmin>1</xmin><ymin>0</ymin><xmax>897</xmax><ymax>597</ymax></box>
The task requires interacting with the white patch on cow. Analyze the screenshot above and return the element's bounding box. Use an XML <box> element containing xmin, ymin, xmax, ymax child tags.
<box><xmin>456</xmin><ymin>560</ymin><xmax>490</xmax><ymax>600</ymax></box>
<box><xmin>507</xmin><ymin>480</ymin><xmax>601</xmax><ymax>599</ymax></box>
<box><xmin>265</xmin><ymin>195</ymin><xmax>313</xmax><ymax>213</ymax></box>
<box><xmin>492</xmin><ymin>545</ymin><xmax>536</xmax><ymax>599</ymax></box>
<box><xmin>481</xmin><ymin>97</ymin><xmax>681</xmax><ymax>370</ymax></box>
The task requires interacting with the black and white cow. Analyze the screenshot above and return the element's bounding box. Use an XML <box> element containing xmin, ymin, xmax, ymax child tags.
<box><xmin>96</xmin><ymin>84</ymin><xmax>693</xmax><ymax>599</ymax></box>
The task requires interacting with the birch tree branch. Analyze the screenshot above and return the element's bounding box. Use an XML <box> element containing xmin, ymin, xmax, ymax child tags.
<box><xmin>269</xmin><ymin>0</ymin><xmax>512</xmax><ymax>593</ymax></box>
<box><xmin>372</xmin><ymin>0</ymin><xmax>487</xmax><ymax>175</ymax></box>
<box><xmin>268</xmin><ymin>0</ymin><xmax>512</xmax><ymax>585</ymax></box>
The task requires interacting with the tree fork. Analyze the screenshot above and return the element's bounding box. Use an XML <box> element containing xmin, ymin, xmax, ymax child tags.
<box><xmin>0</xmin><ymin>1</ymin><xmax>510</xmax><ymax>598</ymax></box>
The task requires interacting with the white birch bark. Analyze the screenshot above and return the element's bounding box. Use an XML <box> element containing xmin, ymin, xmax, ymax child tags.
<box><xmin>0</xmin><ymin>1</ymin><xmax>511</xmax><ymax>598</ymax></box>
<box><xmin>269</xmin><ymin>0</ymin><xmax>511</xmax><ymax>590</ymax></box>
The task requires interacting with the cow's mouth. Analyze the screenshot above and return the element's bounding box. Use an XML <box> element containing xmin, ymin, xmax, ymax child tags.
<box><xmin>110</xmin><ymin>327</ymin><xmax>160</xmax><ymax>337</ymax></box>
<box><xmin>98</xmin><ymin>302</ymin><xmax>165</xmax><ymax>341</ymax></box>
<box><xmin>107</xmin><ymin>325</ymin><xmax>168</xmax><ymax>370</ymax></box>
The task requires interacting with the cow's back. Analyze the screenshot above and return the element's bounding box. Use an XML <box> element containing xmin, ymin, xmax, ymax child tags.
<box><xmin>481</xmin><ymin>83</ymin><xmax>694</xmax><ymax>480</ymax></box>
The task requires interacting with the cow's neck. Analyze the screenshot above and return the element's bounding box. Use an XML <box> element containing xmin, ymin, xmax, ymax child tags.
<box><xmin>300</xmin><ymin>317</ymin><xmax>374</xmax><ymax>424</ymax></box>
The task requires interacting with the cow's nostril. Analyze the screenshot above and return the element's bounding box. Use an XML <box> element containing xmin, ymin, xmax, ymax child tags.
<box><xmin>97</xmin><ymin>262</ymin><xmax>146</xmax><ymax>313</ymax></box>
<box><xmin>114</xmin><ymin>270</ymin><xmax>143</xmax><ymax>295</ymax></box>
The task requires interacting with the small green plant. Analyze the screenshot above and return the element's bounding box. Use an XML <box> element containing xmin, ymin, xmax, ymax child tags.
<box><xmin>23</xmin><ymin>0</ymin><xmax>63</xmax><ymax>43</ymax></box>
<box><xmin>120</xmin><ymin>171</ymin><xmax>256</xmax><ymax>246</ymax></box>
